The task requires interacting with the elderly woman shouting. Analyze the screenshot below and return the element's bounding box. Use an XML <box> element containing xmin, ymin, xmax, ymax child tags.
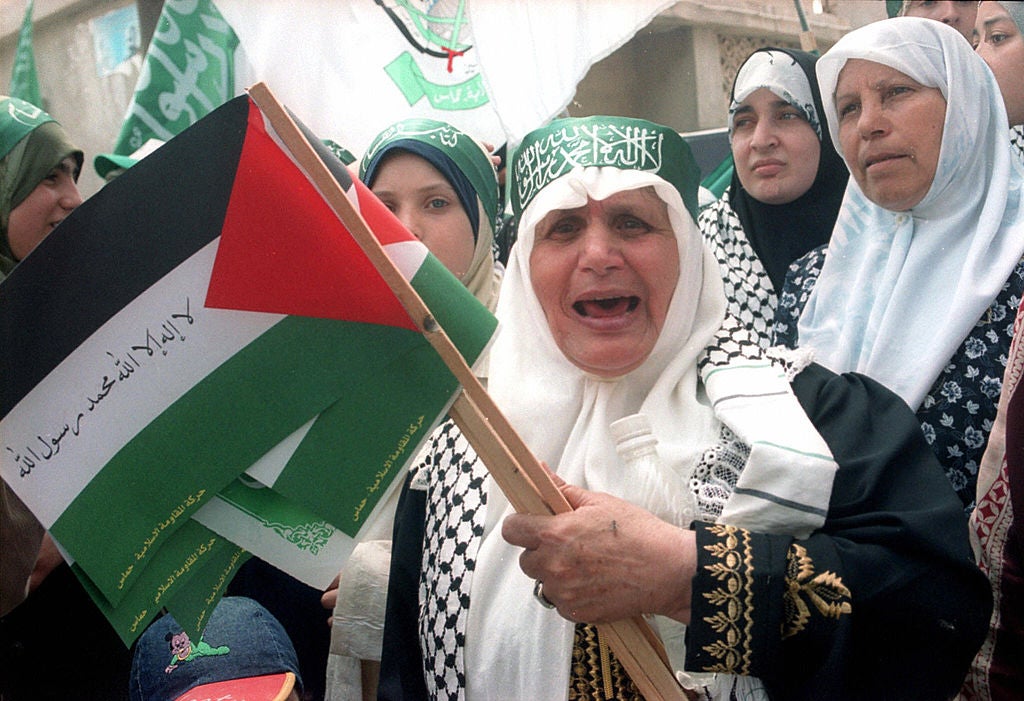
<box><xmin>378</xmin><ymin>116</ymin><xmax>990</xmax><ymax>701</ymax></box>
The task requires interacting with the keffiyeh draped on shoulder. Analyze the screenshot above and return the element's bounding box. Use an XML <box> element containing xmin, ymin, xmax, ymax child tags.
<box><xmin>700</xmin><ymin>49</ymin><xmax>847</xmax><ymax>348</ymax></box>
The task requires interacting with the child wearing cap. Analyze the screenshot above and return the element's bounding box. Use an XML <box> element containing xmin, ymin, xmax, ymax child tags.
<box><xmin>130</xmin><ymin>597</ymin><xmax>303</xmax><ymax>701</ymax></box>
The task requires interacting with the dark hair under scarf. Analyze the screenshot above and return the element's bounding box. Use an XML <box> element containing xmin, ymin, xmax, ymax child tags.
<box><xmin>727</xmin><ymin>47</ymin><xmax>849</xmax><ymax>292</ymax></box>
<box><xmin>361</xmin><ymin>139</ymin><xmax>482</xmax><ymax>241</ymax></box>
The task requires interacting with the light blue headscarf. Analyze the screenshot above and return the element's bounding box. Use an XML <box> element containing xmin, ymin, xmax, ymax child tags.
<box><xmin>797</xmin><ymin>17</ymin><xmax>1024</xmax><ymax>409</ymax></box>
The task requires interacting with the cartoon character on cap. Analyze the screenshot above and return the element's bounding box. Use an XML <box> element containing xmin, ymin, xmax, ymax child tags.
<box><xmin>129</xmin><ymin>596</ymin><xmax>303</xmax><ymax>701</ymax></box>
<box><xmin>163</xmin><ymin>629</ymin><xmax>229</xmax><ymax>673</ymax></box>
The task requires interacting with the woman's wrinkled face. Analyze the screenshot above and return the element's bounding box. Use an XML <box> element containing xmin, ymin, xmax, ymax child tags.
<box><xmin>529</xmin><ymin>187</ymin><xmax>680</xmax><ymax>378</ymax></box>
<box><xmin>974</xmin><ymin>1</ymin><xmax>1024</xmax><ymax>126</ymax></box>
<box><xmin>731</xmin><ymin>87</ymin><xmax>822</xmax><ymax>205</ymax></box>
<box><xmin>834</xmin><ymin>59</ymin><xmax>946</xmax><ymax>211</ymax></box>
<box><xmin>370</xmin><ymin>151</ymin><xmax>476</xmax><ymax>280</ymax></box>
<box><xmin>6</xmin><ymin>156</ymin><xmax>82</xmax><ymax>261</ymax></box>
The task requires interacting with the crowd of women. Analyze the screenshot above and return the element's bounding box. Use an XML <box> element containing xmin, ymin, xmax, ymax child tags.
<box><xmin>2</xmin><ymin>2</ymin><xmax>1024</xmax><ymax>699</ymax></box>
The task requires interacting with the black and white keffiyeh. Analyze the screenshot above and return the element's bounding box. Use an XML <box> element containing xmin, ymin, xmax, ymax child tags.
<box><xmin>699</xmin><ymin>48</ymin><xmax>847</xmax><ymax>349</ymax></box>
<box><xmin>698</xmin><ymin>194</ymin><xmax>779</xmax><ymax>347</ymax></box>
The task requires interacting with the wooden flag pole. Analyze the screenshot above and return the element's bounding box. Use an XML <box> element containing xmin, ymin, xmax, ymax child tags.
<box><xmin>793</xmin><ymin>0</ymin><xmax>819</xmax><ymax>55</ymax></box>
<box><xmin>247</xmin><ymin>82</ymin><xmax>688</xmax><ymax>701</ymax></box>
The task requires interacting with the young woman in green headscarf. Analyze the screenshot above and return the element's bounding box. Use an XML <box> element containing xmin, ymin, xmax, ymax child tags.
<box><xmin>0</xmin><ymin>95</ymin><xmax>83</xmax><ymax>282</ymax></box>
<box><xmin>0</xmin><ymin>95</ymin><xmax>83</xmax><ymax>614</ymax></box>
<box><xmin>359</xmin><ymin>117</ymin><xmax>503</xmax><ymax>313</ymax></box>
<box><xmin>0</xmin><ymin>98</ymin><xmax>132</xmax><ymax>700</ymax></box>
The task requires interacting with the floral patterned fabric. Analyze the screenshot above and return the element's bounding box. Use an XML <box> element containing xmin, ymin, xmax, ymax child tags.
<box><xmin>775</xmin><ymin>245</ymin><xmax>1024</xmax><ymax>512</ymax></box>
<box><xmin>960</xmin><ymin>294</ymin><xmax>1024</xmax><ymax>700</ymax></box>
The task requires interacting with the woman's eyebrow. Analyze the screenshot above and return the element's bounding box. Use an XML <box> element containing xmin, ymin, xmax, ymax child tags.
<box><xmin>981</xmin><ymin>11</ymin><xmax>1013</xmax><ymax>32</ymax></box>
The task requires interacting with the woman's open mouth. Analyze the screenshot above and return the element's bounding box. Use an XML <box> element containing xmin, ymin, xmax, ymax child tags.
<box><xmin>573</xmin><ymin>296</ymin><xmax>640</xmax><ymax>318</ymax></box>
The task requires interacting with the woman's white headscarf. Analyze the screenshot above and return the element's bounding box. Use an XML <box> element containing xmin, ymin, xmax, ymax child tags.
<box><xmin>464</xmin><ymin>117</ymin><xmax>724</xmax><ymax>698</ymax></box>
<box><xmin>797</xmin><ymin>17</ymin><xmax>1024</xmax><ymax>409</ymax></box>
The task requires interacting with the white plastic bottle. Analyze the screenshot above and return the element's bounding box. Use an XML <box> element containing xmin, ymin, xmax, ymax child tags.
<box><xmin>609</xmin><ymin>413</ymin><xmax>717</xmax><ymax>694</ymax></box>
<box><xmin>609</xmin><ymin>413</ymin><xmax>696</xmax><ymax>527</ymax></box>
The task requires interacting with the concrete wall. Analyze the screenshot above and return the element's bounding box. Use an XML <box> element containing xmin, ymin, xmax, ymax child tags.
<box><xmin>572</xmin><ymin>0</ymin><xmax>887</xmax><ymax>134</ymax></box>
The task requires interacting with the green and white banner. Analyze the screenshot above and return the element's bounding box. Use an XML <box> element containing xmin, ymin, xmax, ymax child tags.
<box><xmin>9</xmin><ymin>0</ymin><xmax>41</xmax><ymax>106</ymax></box>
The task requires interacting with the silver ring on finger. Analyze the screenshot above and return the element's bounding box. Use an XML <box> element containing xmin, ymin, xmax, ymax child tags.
<box><xmin>533</xmin><ymin>579</ymin><xmax>556</xmax><ymax>609</ymax></box>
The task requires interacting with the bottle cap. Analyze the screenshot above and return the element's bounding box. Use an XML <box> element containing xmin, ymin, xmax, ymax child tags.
<box><xmin>609</xmin><ymin>413</ymin><xmax>655</xmax><ymax>446</ymax></box>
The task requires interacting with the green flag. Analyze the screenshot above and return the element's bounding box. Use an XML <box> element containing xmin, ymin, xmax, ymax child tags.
<box><xmin>702</xmin><ymin>155</ymin><xmax>734</xmax><ymax>201</ymax></box>
<box><xmin>111</xmin><ymin>0</ymin><xmax>239</xmax><ymax>155</ymax></box>
<box><xmin>9</xmin><ymin>1</ymin><xmax>41</xmax><ymax>107</ymax></box>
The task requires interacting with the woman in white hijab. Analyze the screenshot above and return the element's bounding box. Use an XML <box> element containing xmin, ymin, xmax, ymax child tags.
<box><xmin>378</xmin><ymin>115</ymin><xmax>989</xmax><ymax>700</ymax></box>
<box><xmin>777</xmin><ymin>16</ymin><xmax>1024</xmax><ymax>514</ymax></box>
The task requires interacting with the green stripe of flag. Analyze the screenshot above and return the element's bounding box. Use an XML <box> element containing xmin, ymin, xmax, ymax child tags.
<box><xmin>72</xmin><ymin>519</ymin><xmax>248</xmax><ymax>646</ymax></box>
<box><xmin>52</xmin><ymin>316</ymin><xmax>431</xmax><ymax>605</ymax></box>
<box><xmin>272</xmin><ymin>252</ymin><xmax>494</xmax><ymax>530</ymax></box>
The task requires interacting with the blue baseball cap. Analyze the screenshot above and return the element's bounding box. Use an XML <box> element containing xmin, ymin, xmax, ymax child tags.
<box><xmin>129</xmin><ymin>597</ymin><xmax>302</xmax><ymax>701</ymax></box>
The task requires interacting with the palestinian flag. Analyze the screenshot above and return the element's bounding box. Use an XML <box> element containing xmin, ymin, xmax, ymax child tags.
<box><xmin>0</xmin><ymin>93</ymin><xmax>497</xmax><ymax>608</ymax></box>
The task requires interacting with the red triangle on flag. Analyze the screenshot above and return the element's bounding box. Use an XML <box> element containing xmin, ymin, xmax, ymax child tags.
<box><xmin>205</xmin><ymin>100</ymin><xmax>417</xmax><ymax>331</ymax></box>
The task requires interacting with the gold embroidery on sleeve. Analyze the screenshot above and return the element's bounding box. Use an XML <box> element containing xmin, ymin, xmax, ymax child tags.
<box><xmin>782</xmin><ymin>542</ymin><xmax>852</xmax><ymax>639</ymax></box>
<box><xmin>700</xmin><ymin>524</ymin><xmax>756</xmax><ymax>674</ymax></box>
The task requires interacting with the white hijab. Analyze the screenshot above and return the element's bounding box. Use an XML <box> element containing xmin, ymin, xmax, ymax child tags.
<box><xmin>465</xmin><ymin>166</ymin><xmax>727</xmax><ymax>699</ymax></box>
<box><xmin>797</xmin><ymin>17</ymin><xmax>1024</xmax><ymax>409</ymax></box>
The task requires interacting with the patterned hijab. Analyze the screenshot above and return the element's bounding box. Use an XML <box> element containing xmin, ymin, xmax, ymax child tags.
<box><xmin>360</xmin><ymin>118</ymin><xmax>501</xmax><ymax>311</ymax></box>
<box><xmin>0</xmin><ymin>96</ymin><xmax>82</xmax><ymax>279</ymax></box>
<box><xmin>798</xmin><ymin>17</ymin><xmax>1024</xmax><ymax>409</ymax></box>
<box><xmin>726</xmin><ymin>48</ymin><xmax>849</xmax><ymax>292</ymax></box>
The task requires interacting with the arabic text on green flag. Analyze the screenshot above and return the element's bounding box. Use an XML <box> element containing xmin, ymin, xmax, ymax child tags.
<box><xmin>112</xmin><ymin>0</ymin><xmax>238</xmax><ymax>155</ymax></box>
<box><xmin>10</xmin><ymin>0</ymin><xmax>42</xmax><ymax>107</ymax></box>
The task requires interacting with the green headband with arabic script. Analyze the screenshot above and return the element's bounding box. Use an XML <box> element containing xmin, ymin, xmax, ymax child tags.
<box><xmin>509</xmin><ymin>116</ymin><xmax>701</xmax><ymax>223</ymax></box>
<box><xmin>0</xmin><ymin>95</ymin><xmax>55</xmax><ymax>161</ymax></box>
<box><xmin>359</xmin><ymin>118</ymin><xmax>499</xmax><ymax>227</ymax></box>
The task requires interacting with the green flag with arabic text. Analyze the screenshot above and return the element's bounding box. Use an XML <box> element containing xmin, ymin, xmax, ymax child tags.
<box><xmin>111</xmin><ymin>0</ymin><xmax>238</xmax><ymax>155</ymax></box>
<box><xmin>9</xmin><ymin>1</ymin><xmax>42</xmax><ymax>107</ymax></box>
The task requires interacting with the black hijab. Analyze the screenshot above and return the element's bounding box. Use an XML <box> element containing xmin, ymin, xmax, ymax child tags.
<box><xmin>727</xmin><ymin>47</ymin><xmax>848</xmax><ymax>291</ymax></box>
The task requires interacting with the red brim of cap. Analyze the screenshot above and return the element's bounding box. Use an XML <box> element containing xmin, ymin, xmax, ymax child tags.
<box><xmin>174</xmin><ymin>671</ymin><xmax>296</xmax><ymax>701</ymax></box>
